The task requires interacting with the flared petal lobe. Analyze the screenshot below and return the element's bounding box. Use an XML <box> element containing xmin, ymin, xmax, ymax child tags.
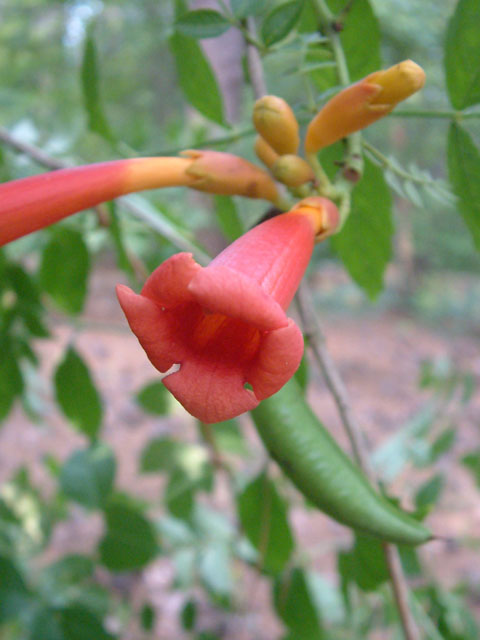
<box><xmin>117</xmin><ymin>203</ymin><xmax>339</xmax><ymax>423</ymax></box>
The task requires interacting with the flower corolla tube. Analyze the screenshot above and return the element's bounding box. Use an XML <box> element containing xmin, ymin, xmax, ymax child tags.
<box><xmin>117</xmin><ymin>198</ymin><xmax>339</xmax><ymax>423</ymax></box>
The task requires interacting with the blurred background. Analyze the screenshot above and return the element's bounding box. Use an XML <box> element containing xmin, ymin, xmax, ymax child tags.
<box><xmin>0</xmin><ymin>1</ymin><xmax>479</xmax><ymax>638</ymax></box>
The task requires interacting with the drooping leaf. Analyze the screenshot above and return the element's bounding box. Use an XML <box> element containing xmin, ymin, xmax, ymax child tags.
<box><xmin>445</xmin><ymin>0</ymin><xmax>480</xmax><ymax>109</ymax></box>
<box><xmin>54</xmin><ymin>346</ymin><xmax>103</xmax><ymax>440</ymax></box>
<box><xmin>39</xmin><ymin>228</ymin><xmax>90</xmax><ymax>315</ymax></box>
<box><xmin>447</xmin><ymin>123</ymin><xmax>480</xmax><ymax>251</ymax></box>
<box><xmin>169</xmin><ymin>32</ymin><xmax>226</xmax><ymax>125</ymax></box>
<box><xmin>214</xmin><ymin>196</ymin><xmax>244</xmax><ymax>241</ymax></box>
<box><xmin>136</xmin><ymin>381</ymin><xmax>169</xmax><ymax>415</ymax></box>
<box><xmin>176</xmin><ymin>10</ymin><xmax>231</xmax><ymax>39</ymax></box>
<box><xmin>237</xmin><ymin>471</ymin><xmax>294</xmax><ymax>575</ymax></box>
<box><xmin>60</xmin><ymin>444</ymin><xmax>116</xmax><ymax>509</ymax></box>
<box><xmin>80</xmin><ymin>33</ymin><xmax>115</xmax><ymax>142</ymax></box>
<box><xmin>332</xmin><ymin>158</ymin><xmax>393</xmax><ymax>299</ymax></box>
<box><xmin>99</xmin><ymin>502</ymin><xmax>158</xmax><ymax>571</ymax></box>
<box><xmin>261</xmin><ymin>1</ymin><xmax>303</xmax><ymax>46</ymax></box>
<box><xmin>274</xmin><ymin>567</ymin><xmax>324</xmax><ymax>639</ymax></box>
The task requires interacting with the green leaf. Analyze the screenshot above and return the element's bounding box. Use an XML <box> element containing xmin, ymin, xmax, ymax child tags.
<box><xmin>231</xmin><ymin>0</ymin><xmax>269</xmax><ymax>18</ymax></box>
<box><xmin>54</xmin><ymin>346</ymin><xmax>103</xmax><ymax>440</ymax></box>
<box><xmin>214</xmin><ymin>196</ymin><xmax>244</xmax><ymax>241</ymax></box>
<box><xmin>274</xmin><ymin>568</ymin><xmax>323</xmax><ymax>639</ymax></box>
<box><xmin>209</xmin><ymin>419</ymin><xmax>248</xmax><ymax>456</ymax></box>
<box><xmin>60</xmin><ymin>605</ymin><xmax>115</xmax><ymax>640</ymax></box>
<box><xmin>29</xmin><ymin>607</ymin><xmax>64</xmax><ymax>640</ymax></box>
<box><xmin>165</xmin><ymin>466</ymin><xmax>195</xmax><ymax>520</ymax></box>
<box><xmin>39</xmin><ymin>228</ymin><xmax>90</xmax><ymax>315</ymax></box>
<box><xmin>445</xmin><ymin>0</ymin><xmax>480</xmax><ymax>109</ymax></box>
<box><xmin>462</xmin><ymin>449</ymin><xmax>480</xmax><ymax>487</ymax></box>
<box><xmin>430</xmin><ymin>427</ymin><xmax>456</xmax><ymax>462</ymax></box>
<box><xmin>447</xmin><ymin>123</ymin><xmax>480</xmax><ymax>250</ymax></box>
<box><xmin>60</xmin><ymin>444</ymin><xmax>116</xmax><ymax>509</ymax></box>
<box><xmin>176</xmin><ymin>10</ymin><xmax>230</xmax><ymax>39</ymax></box>
<box><xmin>0</xmin><ymin>341</ymin><xmax>23</xmax><ymax>422</ymax></box>
<box><xmin>415</xmin><ymin>474</ymin><xmax>444</xmax><ymax>510</ymax></box>
<box><xmin>237</xmin><ymin>471</ymin><xmax>294</xmax><ymax>575</ymax></box>
<box><xmin>198</xmin><ymin>543</ymin><xmax>233</xmax><ymax>597</ymax></box>
<box><xmin>140</xmin><ymin>603</ymin><xmax>155</xmax><ymax>632</ymax></box>
<box><xmin>136</xmin><ymin>381</ymin><xmax>169</xmax><ymax>415</ymax></box>
<box><xmin>169</xmin><ymin>31</ymin><xmax>225</xmax><ymax>125</ymax></box>
<box><xmin>80</xmin><ymin>33</ymin><xmax>115</xmax><ymax>142</ymax></box>
<box><xmin>140</xmin><ymin>437</ymin><xmax>182</xmax><ymax>473</ymax></box>
<box><xmin>338</xmin><ymin>534</ymin><xmax>388</xmax><ymax>593</ymax></box>
<box><xmin>331</xmin><ymin>159</ymin><xmax>393</xmax><ymax>299</ymax></box>
<box><xmin>261</xmin><ymin>1</ymin><xmax>303</xmax><ymax>46</ymax></box>
<box><xmin>41</xmin><ymin>554</ymin><xmax>94</xmax><ymax>588</ymax></box>
<box><xmin>0</xmin><ymin>555</ymin><xmax>31</xmax><ymax>623</ymax></box>
<box><xmin>99</xmin><ymin>502</ymin><xmax>158</xmax><ymax>571</ymax></box>
<box><xmin>180</xmin><ymin>599</ymin><xmax>196</xmax><ymax>631</ymax></box>
<box><xmin>329</xmin><ymin>0</ymin><xmax>381</xmax><ymax>80</ymax></box>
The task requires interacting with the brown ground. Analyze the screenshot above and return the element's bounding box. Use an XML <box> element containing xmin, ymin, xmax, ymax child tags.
<box><xmin>1</xmin><ymin>262</ymin><xmax>479</xmax><ymax>639</ymax></box>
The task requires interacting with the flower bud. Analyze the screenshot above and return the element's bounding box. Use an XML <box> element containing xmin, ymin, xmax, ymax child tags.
<box><xmin>271</xmin><ymin>155</ymin><xmax>315</xmax><ymax>187</ymax></box>
<box><xmin>182</xmin><ymin>150</ymin><xmax>278</xmax><ymax>202</ymax></box>
<box><xmin>252</xmin><ymin>95</ymin><xmax>300</xmax><ymax>155</ymax></box>
<box><xmin>305</xmin><ymin>60</ymin><xmax>425</xmax><ymax>153</ymax></box>
<box><xmin>254</xmin><ymin>135</ymin><xmax>279</xmax><ymax>169</ymax></box>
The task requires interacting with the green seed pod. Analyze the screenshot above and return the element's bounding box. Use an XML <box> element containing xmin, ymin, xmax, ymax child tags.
<box><xmin>251</xmin><ymin>379</ymin><xmax>432</xmax><ymax>546</ymax></box>
<box><xmin>272</xmin><ymin>155</ymin><xmax>315</xmax><ymax>187</ymax></box>
<box><xmin>253</xmin><ymin>95</ymin><xmax>300</xmax><ymax>155</ymax></box>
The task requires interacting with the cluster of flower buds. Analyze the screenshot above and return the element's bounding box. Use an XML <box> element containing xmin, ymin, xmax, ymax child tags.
<box><xmin>0</xmin><ymin>59</ymin><xmax>425</xmax><ymax>423</ymax></box>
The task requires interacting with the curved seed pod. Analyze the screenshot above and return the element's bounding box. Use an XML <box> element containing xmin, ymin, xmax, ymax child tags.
<box><xmin>254</xmin><ymin>135</ymin><xmax>279</xmax><ymax>169</ymax></box>
<box><xmin>272</xmin><ymin>155</ymin><xmax>315</xmax><ymax>187</ymax></box>
<box><xmin>252</xmin><ymin>95</ymin><xmax>300</xmax><ymax>155</ymax></box>
<box><xmin>251</xmin><ymin>378</ymin><xmax>432</xmax><ymax>545</ymax></box>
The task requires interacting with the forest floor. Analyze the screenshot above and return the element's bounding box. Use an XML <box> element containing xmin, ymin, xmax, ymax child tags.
<box><xmin>1</xmin><ymin>261</ymin><xmax>479</xmax><ymax>639</ymax></box>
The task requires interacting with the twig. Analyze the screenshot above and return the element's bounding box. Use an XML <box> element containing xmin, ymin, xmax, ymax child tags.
<box><xmin>245</xmin><ymin>17</ymin><xmax>267</xmax><ymax>98</ymax></box>
<box><xmin>295</xmin><ymin>282</ymin><xmax>420</xmax><ymax>640</ymax></box>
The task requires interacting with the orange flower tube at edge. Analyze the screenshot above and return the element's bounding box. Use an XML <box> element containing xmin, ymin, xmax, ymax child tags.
<box><xmin>305</xmin><ymin>60</ymin><xmax>426</xmax><ymax>153</ymax></box>
<box><xmin>0</xmin><ymin>152</ymin><xmax>279</xmax><ymax>246</ymax></box>
<box><xmin>117</xmin><ymin>197</ymin><xmax>339</xmax><ymax>423</ymax></box>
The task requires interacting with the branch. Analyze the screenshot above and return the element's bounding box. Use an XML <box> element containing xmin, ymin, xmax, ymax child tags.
<box><xmin>245</xmin><ymin>17</ymin><xmax>267</xmax><ymax>99</ymax></box>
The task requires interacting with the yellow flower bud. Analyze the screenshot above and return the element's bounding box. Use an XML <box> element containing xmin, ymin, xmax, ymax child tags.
<box><xmin>271</xmin><ymin>155</ymin><xmax>315</xmax><ymax>187</ymax></box>
<box><xmin>305</xmin><ymin>60</ymin><xmax>425</xmax><ymax>153</ymax></box>
<box><xmin>182</xmin><ymin>150</ymin><xmax>278</xmax><ymax>202</ymax></box>
<box><xmin>254</xmin><ymin>135</ymin><xmax>279</xmax><ymax>169</ymax></box>
<box><xmin>252</xmin><ymin>95</ymin><xmax>300</xmax><ymax>155</ymax></box>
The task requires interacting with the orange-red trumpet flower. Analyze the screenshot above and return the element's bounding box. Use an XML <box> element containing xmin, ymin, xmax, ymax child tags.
<box><xmin>0</xmin><ymin>152</ymin><xmax>278</xmax><ymax>245</ymax></box>
<box><xmin>117</xmin><ymin>197</ymin><xmax>339</xmax><ymax>423</ymax></box>
<box><xmin>305</xmin><ymin>60</ymin><xmax>425</xmax><ymax>153</ymax></box>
